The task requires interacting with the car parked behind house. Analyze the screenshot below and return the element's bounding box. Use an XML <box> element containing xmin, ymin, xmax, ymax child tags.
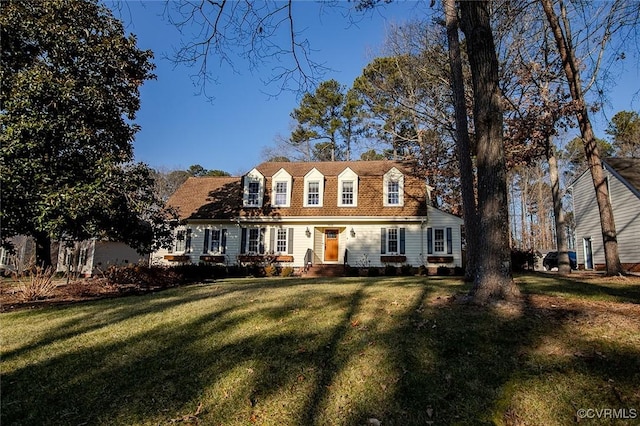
<box><xmin>543</xmin><ymin>251</ymin><xmax>577</xmax><ymax>271</ymax></box>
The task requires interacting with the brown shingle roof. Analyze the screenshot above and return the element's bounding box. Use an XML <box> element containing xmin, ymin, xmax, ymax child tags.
<box><xmin>605</xmin><ymin>158</ymin><xmax>640</xmax><ymax>195</ymax></box>
<box><xmin>167</xmin><ymin>176</ymin><xmax>242</xmax><ymax>220</ymax></box>
<box><xmin>168</xmin><ymin>160</ymin><xmax>428</xmax><ymax>220</ymax></box>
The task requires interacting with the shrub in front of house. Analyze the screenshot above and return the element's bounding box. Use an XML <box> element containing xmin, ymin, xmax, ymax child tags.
<box><xmin>384</xmin><ymin>264</ymin><xmax>397</xmax><ymax>276</ymax></box>
<box><xmin>281</xmin><ymin>266</ymin><xmax>294</xmax><ymax>277</ymax></box>
<box><xmin>367</xmin><ymin>267</ymin><xmax>380</xmax><ymax>277</ymax></box>
<box><xmin>436</xmin><ymin>266</ymin><xmax>451</xmax><ymax>276</ymax></box>
<box><xmin>345</xmin><ymin>266</ymin><xmax>359</xmax><ymax>277</ymax></box>
<box><xmin>418</xmin><ymin>265</ymin><xmax>428</xmax><ymax>276</ymax></box>
<box><xmin>400</xmin><ymin>264</ymin><xmax>414</xmax><ymax>276</ymax></box>
<box><xmin>264</xmin><ymin>264</ymin><xmax>279</xmax><ymax>277</ymax></box>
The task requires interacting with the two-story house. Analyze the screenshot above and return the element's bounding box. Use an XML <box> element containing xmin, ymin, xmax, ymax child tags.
<box><xmin>152</xmin><ymin>160</ymin><xmax>464</xmax><ymax>273</ymax></box>
<box><xmin>571</xmin><ymin>157</ymin><xmax>640</xmax><ymax>272</ymax></box>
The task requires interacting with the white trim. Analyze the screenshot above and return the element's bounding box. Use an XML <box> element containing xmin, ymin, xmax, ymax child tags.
<box><xmin>271</xmin><ymin>168</ymin><xmax>292</xmax><ymax>207</ymax></box>
<box><xmin>243</xmin><ymin>168</ymin><xmax>265</xmax><ymax>208</ymax></box>
<box><xmin>303</xmin><ymin>168</ymin><xmax>325</xmax><ymax>207</ymax></box>
<box><xmin>383</xmin><ymin>167</ymin><xmax>404</xmax><ymax>207</ymax></box>
<box><xmin>338</xmin><ymin>167</ymin><xmax>359</xmax><ymax>207</ymax></box>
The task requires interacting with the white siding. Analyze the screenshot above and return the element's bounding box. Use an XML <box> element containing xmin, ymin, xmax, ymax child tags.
<box><xmin>151</xmin><ymin>209</ymin><xmax>464</xmax><ymax>269</ymax></box>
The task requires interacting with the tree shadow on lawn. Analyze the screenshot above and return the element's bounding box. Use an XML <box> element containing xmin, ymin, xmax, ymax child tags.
<box><xmin>1</xmin><ymin>278</ymin><xmax>332</xmax><ymax>363</ymax></box>
<box><xmin>517</xmin><ymin>272</ymin><xmax>640</xmax><ymax>304</ymax></box>
<box><xmin>2</xmin><ymin>277</ymin><xmax>639</xmax><ymax>425</ymax></box>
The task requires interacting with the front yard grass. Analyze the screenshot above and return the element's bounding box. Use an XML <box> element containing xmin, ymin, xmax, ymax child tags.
<box><xmin>1</xmin><ymin>273</ymin><xmax>639</xmax><ymax>425</ymax></box>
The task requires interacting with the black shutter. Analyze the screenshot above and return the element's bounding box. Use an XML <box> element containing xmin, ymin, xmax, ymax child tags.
<box><xmin>400</xmin><ymin>228</ymin><xmax>406</xmax><ymax>254</ymax></box>
<box><xmin>203</xmin><ymin>229</ymin><xmax>210</xmax><ymax>254</ymax></box>
<box><xmin>427</xmin><ymin>227</ymin><xmax>433</xmax><ymax>254</ymax></box>
<box><xmin>240</xmin><ymin>228</ymin><xmax>247</xmax><ymax>254</ymax></box>
<box><xmin>446</xmin><ymin>227</ymin><xmax>453</xmax><ymax>254</ymax></box>
<box><xmin>221</xmin><ymin>229</ymin><xmax>227</xmax><ymax>254</ymax></box>
<box><xmin>381</xmin><ymin>228</ymin><xmax>386</xmax><ymax>254</ymax></box>
<box><xmin>259</xmin><ymin>228</ymin><xmax>265</xmax><ymax>254</ymax></box>
<box><xmin>288</xmin><ymin>228</ymin><xmax>294</xmax><ymax>254</ymax></box>
<box><xmin>185</xmin><ymin>229</ymin><xmax>192</xmax><ymax>253</ymax></box>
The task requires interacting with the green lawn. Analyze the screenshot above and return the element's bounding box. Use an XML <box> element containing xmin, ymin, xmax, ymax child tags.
<box><xmin>2</xmin><ymin>273</ymin><xmax>639</xmax><ymax>425</ymax></box>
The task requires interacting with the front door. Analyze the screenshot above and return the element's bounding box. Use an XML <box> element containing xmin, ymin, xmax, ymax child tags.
<box><xmin>324</xmin><ymin>229</ymin><xmax>339</xmax><ymax>262</ymax></box>
<box><xmin>584</xmin><ymin>237</ymin><xmax>593</xmax><ymax>269</ymax></box>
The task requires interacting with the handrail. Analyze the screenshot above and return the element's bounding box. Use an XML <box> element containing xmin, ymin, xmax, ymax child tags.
<box><xmin>304</xmin><ymin>248</ymin><xmax>313</xmax><ymax>272</ymax></box>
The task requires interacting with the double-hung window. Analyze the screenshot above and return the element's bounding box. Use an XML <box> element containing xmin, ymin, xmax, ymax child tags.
<box><xmin>240</xmin><ymin>227</ymin><xmax>265</xmax><ymax>254</ymax></box>
<box><xmin>387</xmin><ymin>228</ymin><xmax>399</xmax><ymax>253</ymax></box>
<box><xmin>174</xmin><ymin>229</ymin><xmax>192</xmax><ymax>253</ymax></box>
<box><xmin>247</xmin><ymin>182</ymin><xmax>260</xmax><ymax>206</ymax></box>
<box><xmin>383</xmin><ymin>168</ymin><xmax>404</xmax><ymax>207</ymax></box>
<box><xmin>205</xmin><ymin>229</ymin><xmax>227</xmax><ymax>254</ymax></box>
<box><xmin>269</xmin><ymin>227</ymin><xmax>294</xmax><ymax>255</ymax></box>
<box><xmin>342</xmin><ymin>181</ymin><xmax>354</xmax><ymax>205</ymax></box>
<box><xmin>338</xmin><ymin>167</ymin><xmax>358</xmax><ymax>207</ymax></box>
<box><xmin>434</xmin><ymin>228</ymin><xmax>445</xmax><ymax>253</ymax></box>
<box><xmin>274</xmin><ymin>182</ymin><xmax>287</xmax><ymax>206</ymax></box>
<box><xmin>248</xmin><ymin>228</ymin><xmax>260</xmax><ymax>253</ymax></box>
<box><xmin>276</xmin><ymin>228</ymin><xmax>287</xmax><ymax>252</ymax></box>
<box><xmin>427</xmin><ymin>227</ymin><xmax>453</xmax><ymax>255</ymax></box>
<box><xmin>304</xmin><ymin>168</ymin><xmax>324</xmax><ymax>207</ymax></box>
<box><xmin>387</xmin><ymin>180</ymin><xmax>400</xmax><ymax>205</ymax></box>
<box><xmin>380</xmin><ymin>227</ymin><xmax>405</xmax><ymax>255</ymax></box>
<box><xmin>307</xmin><ymin>181</ymin><xmax>320</xmax><ymax>205</ymax></box>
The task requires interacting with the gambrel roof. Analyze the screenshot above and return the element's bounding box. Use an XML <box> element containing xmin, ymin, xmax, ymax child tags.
<box><xmin>167</xmin><ymin>160</ymin><xmax>430</xmax><ymax>220</ymax></box>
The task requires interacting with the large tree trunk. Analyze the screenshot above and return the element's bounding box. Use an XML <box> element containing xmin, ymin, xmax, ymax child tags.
<box><xmin>443</xmin><ymin>0</ymin><xmax>478</xmax><ymax>282</ymax></box>
<box><xmin>546</xmin><ymin>139</ymin><xmax>571</xmax><ymax>274</ymax></box>
<box><xmin>34</xmin><ymin>231</ymin><xmax>53</xmax><ymax>269</ymax></box>
<box><xmin>459</xmin><ymin>1</ymin><xmax>518</xmax><ymax>303</ymax></box>
<box><xmin>541</xmin><ymin>0</ymin><xmax>623</xmax><ymax>275</ymax></box>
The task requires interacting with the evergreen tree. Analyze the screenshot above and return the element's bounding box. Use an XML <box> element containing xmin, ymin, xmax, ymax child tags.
<box><xmin>1</xmin><ymin>0</ymin><xmax>168</xmax><ymax>266</ymax></box>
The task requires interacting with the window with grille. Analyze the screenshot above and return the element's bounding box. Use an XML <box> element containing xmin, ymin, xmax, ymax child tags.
<box><xmin>274</xmin><ymin>182</ymin><xmax>287</xmax><ymax>206</ymax></box>
<box><xmin>248</xmin><ymin>228</ymin><xmax>260</xmax><ymax>253</ymax></box>
<box><xmin>308</xmin><ymin>181</ymin><xmax>320</xmax><ymax>205</ymax></box>
<box><xmin>434</xmin><ymin>228</ymin><xmax>445</xmax><ymax>252</ymax></box>
<box><xmin>387</xmin><ymin>228</ymin><xmax>398</xmax><ymax>253</ymax></box>
<box><xmin>276</xmin><ymin>228</ymin><xmax>287</xmax><ymax>252</ymax></box>
<box><xmin>342</xmin><ymin>181</ymin><xmax>354</xmax><ymax>205</ymax></box>
<box><xmin>387</xmin><ymin>180</ymin><xmax>400</xmax><ymax>205</ymax></box>
<box><xmin>247</xmin><ymin>182</ymin><xmax>260</xmax><ymax>206</ymax></box>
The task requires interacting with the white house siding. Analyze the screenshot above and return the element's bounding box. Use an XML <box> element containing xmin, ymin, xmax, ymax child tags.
<box><xmin>57</xmin><ymin>240</ymin><xmax>145</xmax><ymax>276</ymax></box>
<box><xmin>92</xmin><ymin>242</ymin><xmax>146</xmax><ymax>273</ymax></box>
<box><xmin>572</xmin><ymin>165</ymin><xmax>640</xmax><ymax>270</ymax></box>
<box><xmin>153</xmin><ymin>210</ymin><xmax>464</xmax><ymax>270</ymax></box>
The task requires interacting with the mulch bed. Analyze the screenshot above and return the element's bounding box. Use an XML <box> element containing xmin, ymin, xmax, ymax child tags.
<box><xmin>0</xmin><ymin>278</ymin><xmax>169</xmax><ymax>313</ymax></box>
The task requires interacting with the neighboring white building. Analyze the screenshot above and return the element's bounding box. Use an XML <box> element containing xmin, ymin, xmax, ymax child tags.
<box><xmin>56</xmin><ymin>240</ymin><xmax>147</xmax><ymax>276</ymax></box>
<box><xmin>570</xmin><ymin>158</ymin><xmax>640</xmax><ymax>272</ymax></box>
<box><xmin>152</xmin><ymin>160</ymin><xmax>464</xmax><ymax>273</ymax></box>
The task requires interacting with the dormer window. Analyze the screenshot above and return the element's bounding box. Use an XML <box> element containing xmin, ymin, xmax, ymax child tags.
<box><xmin>304</xmin><ymin>168</ymin><xmax>324</xmax><ymax>207</ymax></box>
<box><xmin>383</xmin><ymin>167</ymin><xmax>404</xmax><ymax>207</ymax></box>
<box><xmin>338</xmin><ymin>167</ymin><xmax>358</xmax><ymax>207</ymax></box>
<box><xmin>308</xmin><ymin>181</ymin><xmax>320</xmax><ymax>205</ymax></box>
<box><xmin>387</xmin><ymin>180</ymin><xmax>400</xmax><ymax>204</ymax></box>
<box><xmin>248</xmin><ymin>182</ymin><xmax>260</xmax><ymax>206</ymax></box>
<box><xmin>271</xmin><ymin>168</ymin><xmax>292</xmax><ymax>207</ymax></box>
<box><xmin>243</xmin><ymin>168</ymin><xmax>265</xmax><ymax>208</ymax></box>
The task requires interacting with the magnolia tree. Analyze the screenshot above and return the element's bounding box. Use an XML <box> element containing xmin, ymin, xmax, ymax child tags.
<box><xmin>1</xmin><ymin>0</ymin><xmax>174</xmax><ymax>266</ymax></box>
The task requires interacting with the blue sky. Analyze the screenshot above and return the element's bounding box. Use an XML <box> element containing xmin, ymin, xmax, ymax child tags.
<box><xmin>113</xmin><ymin>1</ymin><xmax>639</xmax><ymax>176</ymax></box>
